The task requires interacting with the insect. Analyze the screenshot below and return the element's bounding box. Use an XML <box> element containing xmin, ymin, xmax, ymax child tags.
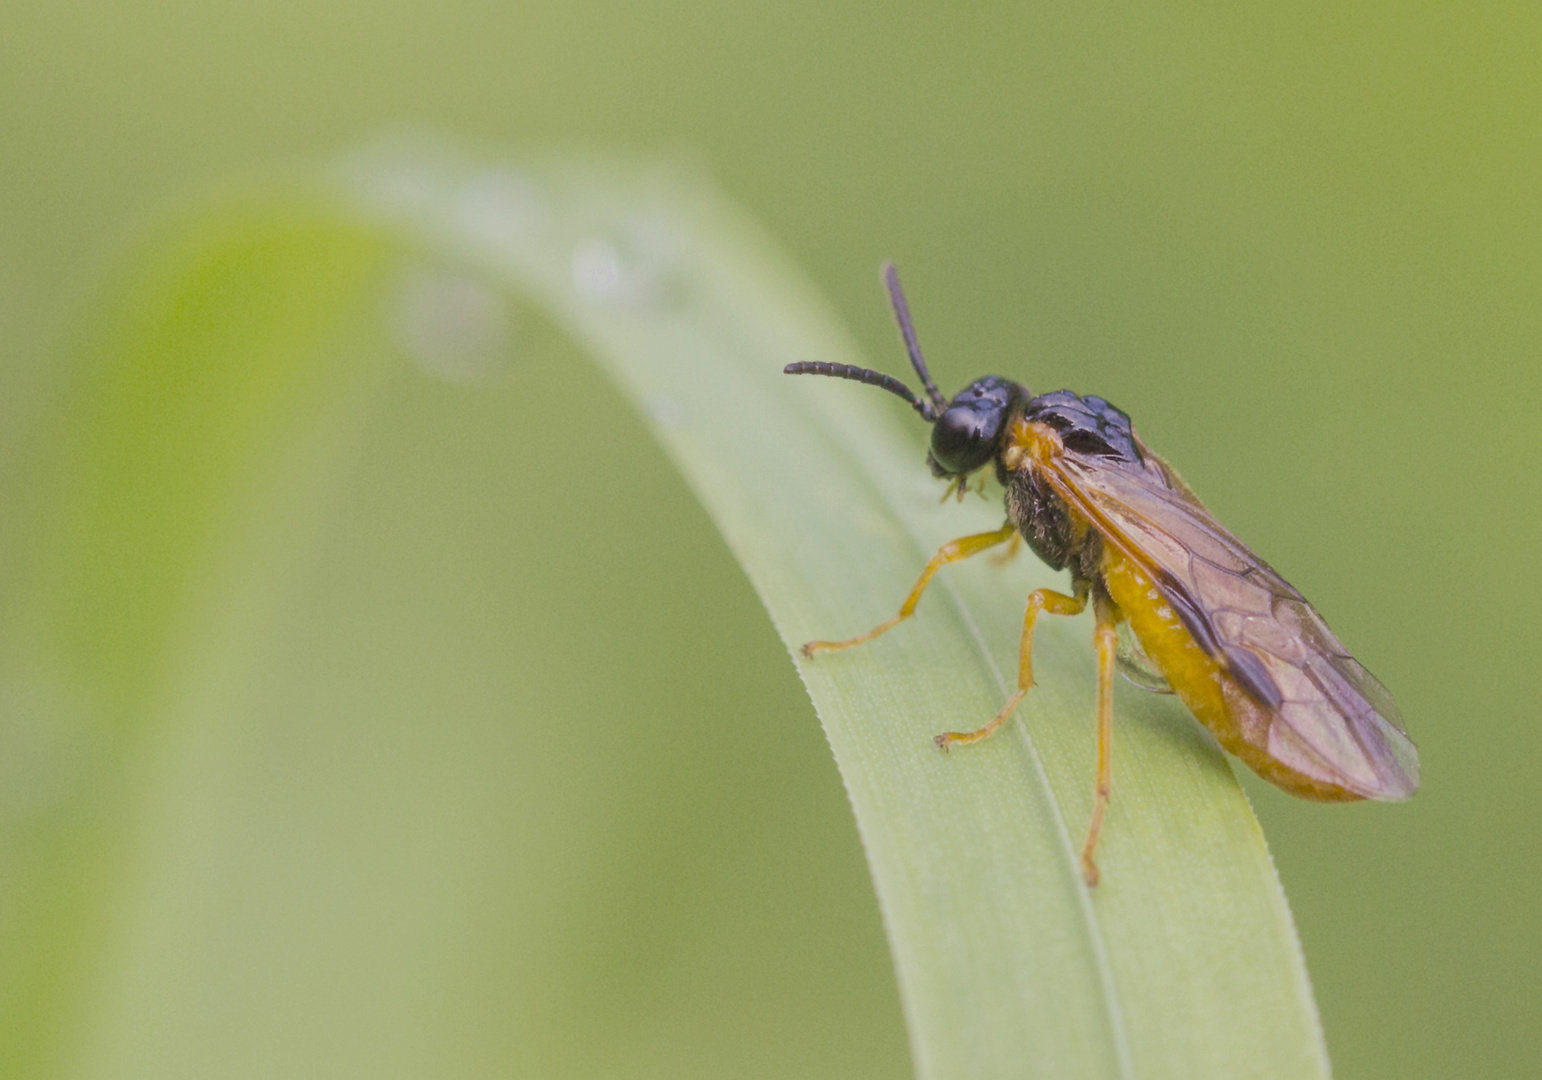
<box><xmin>787</xmin><ymin>263</ymin><xmax>1419</xmax><ymax>887</ymax></box>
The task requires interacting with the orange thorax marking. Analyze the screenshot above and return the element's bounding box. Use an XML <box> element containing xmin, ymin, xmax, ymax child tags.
<box><xmin>1003</xmin><ymin>418</ymin><xmax>1062</xmax><ymax>470</ymax></box>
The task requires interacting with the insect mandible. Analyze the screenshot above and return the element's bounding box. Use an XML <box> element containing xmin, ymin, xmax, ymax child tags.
<box><xmin>786</xmin><ymin>263</ymin><xmax>1419</xmax><ymax>887</ymax></box>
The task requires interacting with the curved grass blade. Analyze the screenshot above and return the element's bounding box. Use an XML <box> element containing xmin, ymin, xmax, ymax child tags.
<box><xmin>0</xmin><ymin>202</ymin><xmax>401</xmax><ymax>1077</ymax></box>
<box><xmin>342</xmin><ymin>139</ymin><xmax>1331</xmax><ymax>1080</ymax></box>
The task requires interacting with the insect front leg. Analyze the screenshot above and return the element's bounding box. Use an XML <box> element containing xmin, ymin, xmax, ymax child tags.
<box><xmin>802</xmin><ymin>522</ymin><xmax>1016</xmax><ymax>657</ymax></box>
<box><xmin>1080</xmin><ymin>591</ymin><xmax>1121</xmax><ymax>888</ymax></box>
<box><xmin>933</xmin><ymin>578</ymin><xmax>1090</xmax><ymax>751</ymax></box>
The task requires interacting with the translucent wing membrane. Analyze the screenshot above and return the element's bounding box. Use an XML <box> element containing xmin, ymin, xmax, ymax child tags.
<box><xmin>1043</xmin><ymin>442</ymin><xmax>1419</xmax><ymax>801</ymax></box>
<box><xmin>1115</xmin><ymin>621</ymin><xmax>1173</xmax><ymax>694</ymax></box>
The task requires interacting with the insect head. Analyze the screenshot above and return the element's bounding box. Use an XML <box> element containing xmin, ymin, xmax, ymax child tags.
<box><xmin>783</xmin><ymin>263</ymin><xmax>1025</xmax><ymax>480</ymax></box>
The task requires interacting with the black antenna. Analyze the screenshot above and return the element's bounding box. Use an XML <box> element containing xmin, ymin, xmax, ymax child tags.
<box><xmin>882</xmin><ymin>262</ymin><xmax>947</xmax><ymax>414</ymax></box>
<box><xmin>782</xmin><ymin>361</ymin><xmax>938</xmax><ymax>421</ymax></box>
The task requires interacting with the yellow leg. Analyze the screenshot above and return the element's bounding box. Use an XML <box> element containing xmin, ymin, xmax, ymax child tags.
<box><xmin>1080</xmin><ymin>595</ymin><xmax>1120</xmax><ymax>888</ymax></box>
<box><xmin>937</xmin><ymin>473</ymin><xmax>989</xmax><ymax>504</ymax></box>
<box><xmin>989</xmin><ymin>532</ymin><xmax>1023</xmax><ymax>566</ymax></box>
<box><xmin>802</xmin><ymin>523</ymin><xmax>1016</xmax><ymax>657</ymax></box>
<box><xmin>933</xmin><ymin>581</ymin><xmax>1089</xmax><ymax>750</ymax></box>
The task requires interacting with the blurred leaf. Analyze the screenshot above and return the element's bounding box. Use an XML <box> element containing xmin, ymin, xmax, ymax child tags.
<box><xmin>342</xmin><ymin>140</ymin><xmax>1330</xmax><ymax>1079</ymax></box>
<box><xmin>0</xmin><ymin>144</ymin><xmax>1330</xmax><ymax>1079</ymax></box>
<box><xmin>2</xmin><ymin>180</ymin><xmax>907</xmax><ymax>1080</ymax></box>
<box><xmin>0</xmin><ymin>196</ymin><xmax>397</xmax><ymax>1078</ymax></box>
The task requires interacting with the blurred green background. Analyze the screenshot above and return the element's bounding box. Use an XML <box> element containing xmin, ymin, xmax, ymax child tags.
<box><xmin>1</xmin><ymin>2</ymin><xmax>1539</xmax><ymax>1078</ymax></box>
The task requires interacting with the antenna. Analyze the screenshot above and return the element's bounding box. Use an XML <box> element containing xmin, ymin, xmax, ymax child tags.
<box><xmin>782</xmin><ymin>361</ymin><xmax>938</xmax><ymax>421</ymax></box>
<box><xmin>882</xmin><ymin>262</ymin><xmax>947</xmax><ymax>414</ymax></box>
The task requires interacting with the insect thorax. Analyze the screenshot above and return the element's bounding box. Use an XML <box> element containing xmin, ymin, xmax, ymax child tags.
<box><xmin>1020</xmin><ymin>390</ymin><xmax>1142</xmax><ymax>462</ymax></box>
<box><xmin>1001</xmin><ymin>390</ymin><xmax>1140</xmax><ymax>582</ymax></box>
<box><xmin>1002</xmin><ymin>466</ymin><xmax>1099</xmax><ymax>581</ymax></box>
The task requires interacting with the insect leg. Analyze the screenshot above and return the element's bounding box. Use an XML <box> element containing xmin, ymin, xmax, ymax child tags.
<box><xmin>933</xmin><ymin>579</ymin><xmax>1089</xmax><ymax>750</ymax></box>
<box><xmin>1080</xmin><ymin>592</ymin><xmax>1120</xmax><ymax>888</ymax></box>
<box><xmin>802</xmin><ymin>522</ymin><xmax>1016</xmax><ymax>657</ymax></box>
<box><xmin>989</xmin><ymin>531</ymin><xmax>1023</xmax><ymax>566</ymax></box>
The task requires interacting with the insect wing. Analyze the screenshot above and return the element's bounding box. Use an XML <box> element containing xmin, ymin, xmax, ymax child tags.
<box><xmin>1043</xmin><ymin>446</ymin><xmax>1419</xmax><ymax>801</ymax></box>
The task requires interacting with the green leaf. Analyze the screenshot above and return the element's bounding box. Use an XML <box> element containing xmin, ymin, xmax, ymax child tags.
<box><xmin>1</xmin><ymin>145</ymin><xmax>1329</xmax><ymax>1078</ymax></box>
<box><xmin>0</xmin><ymin>195</ymin><xmax>401</xmax><ymax>1077</ymax></box>
<box><xmin>342</xmin><ymin>140</ymin><xmax>1330</xmax><ymax>1079</ymax></box>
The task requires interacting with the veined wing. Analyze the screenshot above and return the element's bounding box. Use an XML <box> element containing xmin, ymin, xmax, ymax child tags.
<box><xmin>1041</xmin><ymin>441</ymin><xmax>1419</xmax><ymax>801</ymax></box>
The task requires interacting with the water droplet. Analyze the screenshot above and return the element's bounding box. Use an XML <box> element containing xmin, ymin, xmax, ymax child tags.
<box><xmin>339</xmin><ymin>132</ymin><xmax>464</xmax><ymax>218</ymax></box>
<box><xmin>389</xmin><ymin>266</ymin><xmax>512</xmax><ymax>385</ymax></box>
<box><xmin>571</xmin><ymin>237</ymin><xmax>627</xmax><ymax>301</ymax></box>
<box><xmin>644</xmin><ymin>392</ymin><xmax>687</xmax><ymax>428</ymax></box>
<box><xmin>455</xmin><ymin>170</ymin><xmax>547</xmax><ymax>251</ymax></box>
<box><xmin>570</xmin><ymin>213</ymin><xmax>685</xmax><ymax>308</ymax></box>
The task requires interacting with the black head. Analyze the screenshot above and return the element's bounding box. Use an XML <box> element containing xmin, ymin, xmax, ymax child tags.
<box><xmin>783</xmin><ymin>263</ymin><xmax>1027</xmax><ymax>479</ymax></box>
<box><xmin>926</xmin><ymin>376</ymin><xmax>1022</xmax><ymax>478</ymax></box>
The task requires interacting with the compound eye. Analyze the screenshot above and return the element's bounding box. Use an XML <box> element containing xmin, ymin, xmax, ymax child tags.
<box><xmin>930</xmin><ymin>402</ymin><xmax>1001</xmax><ymax>475</ymax></box>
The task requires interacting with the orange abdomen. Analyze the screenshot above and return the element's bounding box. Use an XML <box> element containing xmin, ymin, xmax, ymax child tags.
<box><xmin>1100</xmin><ymin>548</ymin><xmax>1362</xmax><ymax>801</ymax></box>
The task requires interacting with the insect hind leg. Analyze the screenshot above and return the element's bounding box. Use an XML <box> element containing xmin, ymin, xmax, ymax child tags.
<box><xmin>1080</xmin><ymin>592</ymin><xmax>1120</xmax><ymax>888</ymax></box>
<box><xmin>933</xmin><ymin>580</ymin><xmax>1089</xmax><ymax>751</ymax></box>
<box><xmin>802</xmin><ymin>523</ymin><xmax>1016</xmax><ymax>657</ymax></box>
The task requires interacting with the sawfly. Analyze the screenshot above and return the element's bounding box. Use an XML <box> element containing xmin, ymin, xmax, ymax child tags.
<box><xmin>787</xmin><ymin>264</ymin><xmax>1419</xmax><ymax>887</ymax></box>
